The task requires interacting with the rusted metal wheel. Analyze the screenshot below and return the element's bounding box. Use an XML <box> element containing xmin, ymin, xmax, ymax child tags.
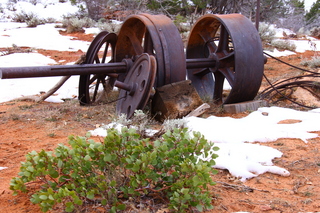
<box><xmin>78</xmin><ymin>31</ymin><xmax>117</xmax><ymax>105</ymax></box>
<box><xmin>115</xmin><ymin>13</ymin><xmax>186</xmax><ymax>87</ymax></box>
<box><xmin>116</xmin><ymin>54</ymin><xmax>156</xmax><ymax>118</ymax></box>
<box><xmin>186</xmin><ymin>14</ymin><xmax>264</xmax><ymax>104</ymax></box>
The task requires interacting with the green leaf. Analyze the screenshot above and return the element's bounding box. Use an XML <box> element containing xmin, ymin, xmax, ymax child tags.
<box><xmin>57</xmin><ymin>159</ymin><xmax>63</xmax><ymax>168</ymax></box>
<box><xmin>101</xmin><ymin>199</ymin><xmax>107</xmax><ymax>206</ymax></box>
<box><xmin>87</xmin><ymin>191</ymin><xmax>95</xmax><ymax>199</ymax></box>
<box><xmin>49</xmin><ymin>169</ymin><xmax>59</xmax><ymax>178</ymax></box>
<box><xmin>117</xmin><ymin>203</ymin><xmax>126</xmax><ymax>210</ymax></box>
<box><xmin>65</xmin><ymin>202</ymin><xmax>75</xmax><ymax>212</ymax></box>
<box><xmin>110</xmin><ymin>206</ymin><xmax>116</xmax><ymax>213</ymax></box>
<box><xmin>39</xmin><ymin>195</ymin><xmax>48</xmax><ymax>200</ymax></box>
<box><xmin>104</xmin><ymin>153</ymin><xmax>112</xmax><ymax>162</ymax></box>
<box><xmin>84</xmin><ymin>155</ymin><xmax>91</xmax><ymax>161</ymax></box>
<box><xmin>196</xmin><ymin>204</ymin><xmax>203</xmax><ymax>212</ymax></box>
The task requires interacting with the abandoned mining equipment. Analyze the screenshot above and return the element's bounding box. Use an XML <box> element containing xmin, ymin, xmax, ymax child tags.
<box><xmin>0</xmin><ymin>13</ymin><xmax>265</xmax><ymax>118</ymax></box>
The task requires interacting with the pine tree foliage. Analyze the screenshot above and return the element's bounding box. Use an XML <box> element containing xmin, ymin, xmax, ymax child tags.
<box><xmin>305</xmin><ymin>0</ymin><xmax>320</xmax><ymax>24</ymax></box>
<box><xmin>70</xmin><ymin>0</ymin><xmax>318</xmax><ymax>31</ymax></box>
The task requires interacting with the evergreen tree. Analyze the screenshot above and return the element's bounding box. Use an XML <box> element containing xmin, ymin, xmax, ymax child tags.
<box><xmin>305</xmin><ymin>0</ymin><xmax>320</xmax><ymax>24</ymax></box>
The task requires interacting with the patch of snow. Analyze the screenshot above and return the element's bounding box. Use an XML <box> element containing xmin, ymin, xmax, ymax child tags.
<box><xmin>264</xmin><ymin>48</ymin><xmax>296</xmax><ymax>57</ymax></box>
<box><xmin>0</xmin><ymin>24</ymin><xmax>91</xmax><ymax>51</ymax></box>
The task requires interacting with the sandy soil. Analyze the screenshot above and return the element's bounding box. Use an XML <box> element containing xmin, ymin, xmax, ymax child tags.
<box><xmin>0</xmin><ymin>31</ymin><xmax>320</xmax><ymax>212</ymax></box>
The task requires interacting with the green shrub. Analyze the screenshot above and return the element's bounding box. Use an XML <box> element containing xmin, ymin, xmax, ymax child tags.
<box><xmin>259</xmin><ymin>22</ymin><xmax>276</xmax><ymax>44</ymax></box>
<box><xmin>11</xmin><ymin>10</ymin><xmax>47</xmax><ymax>27</ymax></box>
<box><xmin>174</xmin><ymin>14</ymin><xmax>189</xmax><ymax>33</ymax></box>
<box><xmin>301</xmin><ymin>56</ymin><xmax>320</xmax><ymax>68</ymax></box>
<box><xmin>310</xmin><ymin>27</ymin><xmax>320</xmax><ymax>38</ymax></box>
<box><xmin>97</xmin><ymin>19</ymin><xmax>121</xmax><ymax>34</ymax></box>
<box><xmin>12</xmin><ymin>11</ymin><xmax>37</xmax><ymax>23</ymax></box>
<box><xmin>26</xmin><ymin>16</ymin><xmax>45</xmax><ymax>27</ymax></box>
<box><xmin>271</xmin><ymin>40</ymin><xmax>297</xmax><ymax>51</ymax></box>
<box><xmin>10</xmin><ymin>127</ymin><xmax>219</xmax><ymax>212</ymax></box>
<box><xmin>62</xmin><ymin>16</ymin><xmax>96</xmax><ymax>33</ymax></box>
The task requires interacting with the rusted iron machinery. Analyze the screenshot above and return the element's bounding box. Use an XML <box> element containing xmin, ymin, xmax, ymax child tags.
<box><xmin>0</xmin><ymin>13</ymin><xmax>264</xmax><ymax>118</ymax></box>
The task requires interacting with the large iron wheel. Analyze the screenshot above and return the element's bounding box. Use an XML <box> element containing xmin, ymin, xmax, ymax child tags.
<box><xmin>115</xmin><ymin>13</ymin><xmax>186</xmax><ymax>87</ymax></box>
<box><xmin>186</xmin><ymin>14</ymin><xmax>264</xmax><ymax>104</ymax></box>
<box><xmin>78</xmin><ymin>31</ymin><xmax>117</xmax><ymax>105</ymax></box>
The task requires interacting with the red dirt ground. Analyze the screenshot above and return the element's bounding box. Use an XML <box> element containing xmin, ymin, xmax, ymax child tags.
<box><xmin>0</xmin><ymin>31</ymin><xmax>320</xmax><ymax>212</ymax></box>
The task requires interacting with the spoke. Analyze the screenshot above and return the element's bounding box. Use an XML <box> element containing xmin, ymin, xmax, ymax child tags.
<box><xmin>101</xmin><ymin>42</ymin><xmax>109</xmax><ymax>63</ymax></box>
<box><xmin>127</xmin><ymin>31</ymin><xmax>143</xmax><ymax>55</ymax></box>
<box><xmin>213</xmin><ymin>72</ymin><xmax>225</xmax><ymax>103</ymax></box>
<box><xmin>92</xmin><ymin>78</ymin><xmax>101</xmax><ymax>102</ymax></box>
<box><xmin>217</xmin><ymin>25</ymin><xmax>229</xmax><ymax>53</ymax></box>
<box><xmin>192</xmin><ymin>68</ymin><xmax>211</xmax><ymax>76</ymax></box>
<box><xmin>219</xmin><ymin>51</ymin><xmax>235</xmax><ymax>72</ymax></box>
<box><xmin>100</xmin><ymin>77</ymin><xmax>108</xmax><ymax>91</ymax></box>
<box><xmin>94</xmin><ymin>55</ymin><xmax>101</xmax><ymax>64</ymax></box>
<box><xmin>219</xmin><ymin>51</ymin><xmax>234</xmax><ymax>61</ymax></box>
<box><xmin>218</xmin><ymin>67</ymin><xmax>235</xmax><ymax>88</ymax></box>
<box><xmin>198</xmin><ymin>31</ymin><xmax>217</xmax><ymax>54</ymax></box>
<box><xmin>89</xmin><ymin>75</ymin><xmax>98</xmax><ymax>84</ymax></box>
<box><xmin>143</xmin><ymin>31</ymin><xmax>154</xmax><ymax>54</ymax></box>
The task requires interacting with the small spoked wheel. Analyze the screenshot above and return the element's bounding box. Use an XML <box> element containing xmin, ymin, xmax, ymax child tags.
<box><xmin>187</xmin><ymin>14</ymin><xmax>264</xmax><ymax>104</ymax></box>
<box><xmin>78</xmin><ymin>31</ymin><xmax>117</xmax><ymax>105</ymax></box>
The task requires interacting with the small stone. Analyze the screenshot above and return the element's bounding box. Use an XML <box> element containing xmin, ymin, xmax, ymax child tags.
<box><xmin>260</xmin><ymin>205</ymin><xmax>273</xmax><ymax>211</ymax></box>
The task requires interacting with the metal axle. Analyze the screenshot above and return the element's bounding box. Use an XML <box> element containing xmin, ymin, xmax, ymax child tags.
<box><xmin>0</xmin><ymin>58</ymin><xmax>217</xmax><ymax>79</ymax></box>
<box><xmin>0</xmin><ymin>61</ymin><xmax>129</xmax><ymax>79</ymax></box>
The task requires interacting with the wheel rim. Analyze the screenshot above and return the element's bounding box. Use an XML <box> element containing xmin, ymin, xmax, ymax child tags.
<box><xmin>78</xmin><ymin>32</ymin><xmax>117</xmax><ymax>105</ymax></box>
<box><xmin>115</xmin><ymin>13</ymin><xmax>186</xmax><ymax>87</ymax></box>
<box><xmin>116</xmin><ymin>54</ymin><xmax>156</xmax><ymax>118</ymax></box>
<box><xmin>187</xmin><ymin>14</ymin><xmax>264</xmax><ymax>104</ymax></box>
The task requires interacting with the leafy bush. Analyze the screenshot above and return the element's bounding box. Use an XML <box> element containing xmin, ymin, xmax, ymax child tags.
<box><xmin>26</xmin><ymin>16</ymin><xmax>46</xmax><ymax>27</ymax></box>
<box><xmin>310</xmin><ymin>27</ymin><xmax>320</xmax><ymax>38</ymax></box>
<box><xmin>174</xmin><ymin>14</ymin><xmax>189</xmax><ymax>32</ymax></box>
<box><xmin>301</xmin><ymin>56</ymin><xmax>320</xmax><ymax>68</ymax></box>
<box><xmin>12</xmin><ymin>11</ymin><xmax>38</xmax><ymax>22</ymax></box>
<box><xmin>10</xmin><ymin>127</ymin><xmax>219</xmax><ymax>212</ymax></box>
<box><xmin>259</xmin><ymin>22</ymin><xmax>276</xmax><ymax>44</ymax></box>
<box><xmin>97</xmin><ymin>18</ymin><xmax>121</xmax><ymax>34</ymax></box>
<box><xmin>271</xmin><ymin>40</ymin><xmax>297</xmax><ymax>51</ymax></box>
<box><xmin>62</xmin><ymin>16</ymin><xmax>96</xmax><ymax>33</ymax></box>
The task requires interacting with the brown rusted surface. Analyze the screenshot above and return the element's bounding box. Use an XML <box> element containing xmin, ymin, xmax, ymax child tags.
<box><xmin>115</xmin><ymin>13</ymin><xmax>186</xmax><ymax>87</ymax></box>
<box><xmin>116</xmin><ymin>54</ymin><xmax>156</xmax><ymax>118</ymax></box>
<box><xmin>186</xmin><ymin>14</ymin><xmax>264</xmax><ymax>104</ymax></box>
<box><xmin>0</xmin><ymin>62</ymin><xmax>127</xmax><ymax>79</ymax></box>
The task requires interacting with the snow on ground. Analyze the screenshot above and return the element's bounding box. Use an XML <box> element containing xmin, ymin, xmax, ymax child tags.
<box><xmin>0</xmin><ymin>24</ymin><xmax>91</xmax><ymax>52</ymax></box>
<box><xmin>0</xmin><ymin>0</ymin><xmax>79</xmax><ymax>21</ymax></box>
<box><xmin>89</xmin><ymin>106</ymin><xmax>320</xmax><ymax>181</ymax></box>
<box><xmin>0</xmin><ymin>0</ymin><xmax>320</xmax><ymax>180</ymax></box>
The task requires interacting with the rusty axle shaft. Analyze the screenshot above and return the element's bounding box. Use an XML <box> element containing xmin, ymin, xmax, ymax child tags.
<box><xmin>0</xmin><ymin>61</ymin><xmax>129</xmax><ymax>79</ymax></box>
<box><xmin>0</xmin><ymin>58</ymin><xmax>217</xmax><ymax>80</ymax></box>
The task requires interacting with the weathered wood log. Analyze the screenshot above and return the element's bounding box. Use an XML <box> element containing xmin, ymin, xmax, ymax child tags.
<box><xmin>151</xmin><ymin>80</ymin><xmax>203</xmax><ymax>122</ymax></box>
<box><xmin>223</xmin><ymin>100</ymin><xmax>268</xmax><ymax>114</ymax></box>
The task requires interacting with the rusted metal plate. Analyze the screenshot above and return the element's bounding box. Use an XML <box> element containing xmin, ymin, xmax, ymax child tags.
<box><xmin>186</xmin><ymin>14</ymin><xmax>264</xmax><ymax>104</ymax></box>
<box><xmin>116</xmin><ymin>54</ymin><xmax>156</xmax><ymax>118</ymax></box>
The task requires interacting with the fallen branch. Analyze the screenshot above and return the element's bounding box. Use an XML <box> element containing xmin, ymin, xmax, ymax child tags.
<box><xmin>216</xmin><ymin>181</ymin><xmax>269</xmax><ymax>193</ymax></box>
